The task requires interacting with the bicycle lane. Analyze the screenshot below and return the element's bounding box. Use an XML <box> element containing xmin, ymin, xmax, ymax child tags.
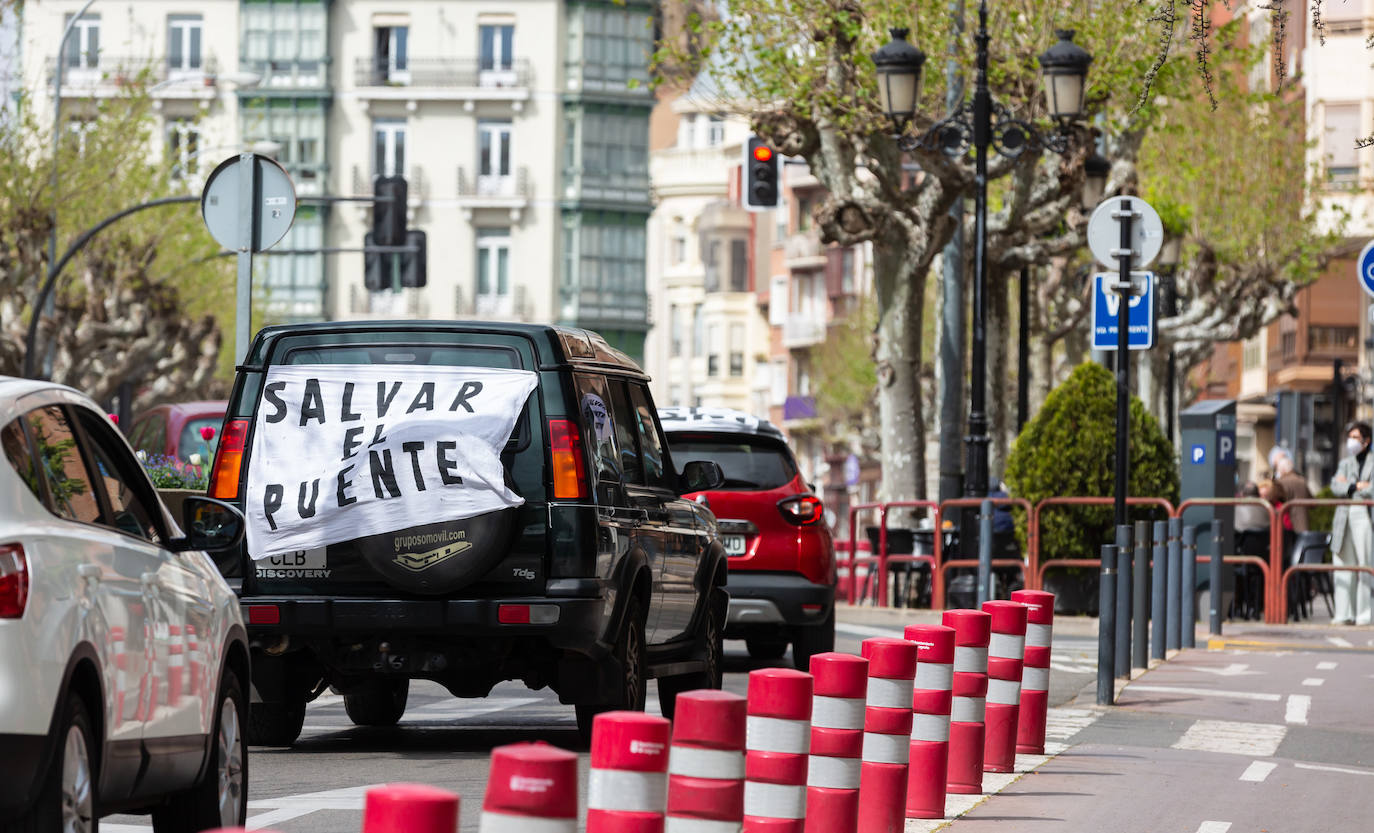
<box><xmin>940</xmin><ymin>631</ymin><xmax>1374</xmax><ymax>832</ymax></box>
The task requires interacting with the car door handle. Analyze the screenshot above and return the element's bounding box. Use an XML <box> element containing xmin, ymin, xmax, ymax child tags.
<box><xmin>77</xmin><ymin>564</ymin><xmax>102</xmax><ymax>582</ymax></box>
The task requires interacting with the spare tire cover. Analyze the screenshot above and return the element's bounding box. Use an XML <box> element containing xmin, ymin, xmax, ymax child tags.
<box><xmin>355</xmin><ymin>509</ymin><xmax>517</xmax><ymax>594</ymax></box>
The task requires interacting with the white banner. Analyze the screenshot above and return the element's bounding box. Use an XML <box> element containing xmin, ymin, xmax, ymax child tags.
<box><xmin>244</xmin><ymin>364</ymin><xmax>538</xmax><ymax>559</ymax></box>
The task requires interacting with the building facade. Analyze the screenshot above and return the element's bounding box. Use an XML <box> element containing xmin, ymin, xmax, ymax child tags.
<box><xmin>22</xmin><ymin>0</ymin><xmax>655</xmax><ymax>359</ymax></box>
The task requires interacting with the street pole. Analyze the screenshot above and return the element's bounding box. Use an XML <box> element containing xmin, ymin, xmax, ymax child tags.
<box><xmin>964</xmin><ymin>0</ymin><xmax>992</xmax><ymax>507</ymax></box>
<box><xmin>1163</xmin><ymin>270</ymin><xmax>1178</xmax><ymax>447</ymax></box>
<box><xmin>1113</xmin><ymin>199</ymin><xmax>1135</xmax><ymax>529</ymax></box>
<box><xmin>1018</xmin><ymin>264</ymin><xmax>1030</xmax><ymax>433</ymax></box>
<box><xmin>234</xmin><ymin>152</ymin><xmax>261</xmax><ymax>365</ymax></box>
<box><xmin>937</xmin><ymin>0</ymin><xmax>967</xmax><ymax>508</ymax></box>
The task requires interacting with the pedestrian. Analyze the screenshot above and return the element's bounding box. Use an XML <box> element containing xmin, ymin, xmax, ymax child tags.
<box><xmin>1272</xmin><ymin>449</ymin><xmax>1311</xmax><ymax>534</ymax></box>
<box><xmin>1235</xmin><ymin>481</ymin><xmax>1270</xmax><ymax>533</ymax></box>
<box><xmin>1329</xmin><ymin>421</ymin><xmax>1374</xmax><ymax>626</ymax></box>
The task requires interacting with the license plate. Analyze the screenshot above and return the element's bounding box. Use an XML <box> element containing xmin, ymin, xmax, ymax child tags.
<box><xmin>723</xmin><ymin>535</ymin><xmax>747</xmax><ymax>556</ymax></box>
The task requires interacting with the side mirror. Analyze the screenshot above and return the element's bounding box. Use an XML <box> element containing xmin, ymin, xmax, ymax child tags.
<box><xmin>681</xmin><ymin>460</ymin><xmax>725</xmax><ymax>494</ymax></box>
<box><xmin>169</xmin><ymin>496</ymin><xmax>246</xmax><ymax>554</ymax></box>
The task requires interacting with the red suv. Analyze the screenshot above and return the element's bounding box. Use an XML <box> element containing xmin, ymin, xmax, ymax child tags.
<box><xmin>659</xmin><ymin>407</ymin><xmax>835</xmax><ymax>669</ymax></box>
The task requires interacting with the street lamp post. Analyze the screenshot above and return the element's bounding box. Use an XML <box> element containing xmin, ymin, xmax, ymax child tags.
<box><xmin>874</xmin><ymin>15</ymin><xmax>1092</xmax><ymax>507</ymax></box>
<box><xmin>1157</xmin><ymin>235</ymin><xmax>1182</xmax><ymax>445</ymax></box>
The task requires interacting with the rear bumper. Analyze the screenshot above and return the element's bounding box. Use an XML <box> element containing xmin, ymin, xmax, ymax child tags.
<box><xmin>240</xmin><ymin>594</ymin><xmax>612</xmax><ymax>654</ymax></box>
<box><xmin>724</xmin><ymin>572</ymin><xmax>833</xmax><ymax>635</ymax></box>
<box><xmin>0</xmin><ymin>732</ymin><xmax>48</xmax><ymax>815</ymax></box>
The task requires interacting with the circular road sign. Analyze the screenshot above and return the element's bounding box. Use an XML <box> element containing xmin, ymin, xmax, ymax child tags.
<box><xmin>200</xmin><ymin>153</ymin><xmax>297</xmax><ymax>252</ymax></box>
<box><xmin>1087</xmin><ymin>195</ymin><xmax>1165</xmax><ymax>270</ymax></box>
<box><xmin>1357</xmin><ymin>240</ymin><xmax>1374</xmax><ymax>299</ymax></box>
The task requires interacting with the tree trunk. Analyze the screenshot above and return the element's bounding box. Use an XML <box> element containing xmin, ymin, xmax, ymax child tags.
<box><xmin>873</xmin><ymin>232</ymin><xmax>928</xmax><ymax>509</ymax></box>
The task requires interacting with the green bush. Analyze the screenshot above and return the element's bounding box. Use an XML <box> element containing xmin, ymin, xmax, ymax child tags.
<box><xmin>1307</xmin><ymin>486</ymin><xmax>1336</xmax><ymax>532</ymax></box>
<box><xmin>1005</xmin><ymin>362</ymin><xmax>1180</xmax><ymax>561</ymax></box>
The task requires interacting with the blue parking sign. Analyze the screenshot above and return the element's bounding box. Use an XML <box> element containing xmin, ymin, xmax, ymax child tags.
<box><xmin>1091</xmin><ymin>273</ymin><xmax>1154</xmax><ymax>351</ymax></box>
<box><xmin>1358</xmin><ymin>240</ymin><xmax>1374</xmax><ymax>299</ymax></box>
<box><xmin>1190</xmin><ymin>445</ymin><xmax>1206</xmax><ymax>465</ymax></box>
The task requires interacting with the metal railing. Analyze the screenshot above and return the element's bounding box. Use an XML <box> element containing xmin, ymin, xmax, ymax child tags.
<box><xmin>1276</xmin><ymin>498</ymin><xmax>1374</xmax><ymax>623</ymax></box>
<box><xmin>353</xmin><ymin>57</ymin><xmax>531</xmax><ymax>88</ymax></box>
<box><xmin>1029</xmin><ymin>496</ymin><xmax>1174</xmax><ymax>591</ymax></box>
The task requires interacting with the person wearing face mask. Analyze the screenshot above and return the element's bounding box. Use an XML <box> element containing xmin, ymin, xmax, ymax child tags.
<box><xmin>1329</xmin><ymin>421</ymin><xmax>1374</xmax><ymax>625</ymax></box>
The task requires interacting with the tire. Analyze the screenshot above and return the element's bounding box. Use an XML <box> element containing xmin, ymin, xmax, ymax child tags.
<box><xmin>343</xmin><ymin>679</ymin><xmax>409</xmax><ymax>727</ymax></box>
<box><xmin>576</xmin><ymin>593</ymin><xmax>647</xmax><ymax>742</ymax></box>
<box><xmin>153</xmin><ymin>669</ymin><xmax>249</xmax><ymax>833</ymax></box>
<box><xmin>791</xmin><ymin>608</ymin><xmax>836</xmax><ymax>671</ymax></box>
<box><xmin>7</xmin><ymin>694</ymin><xmax>98</xmax><ymax>833</ymax></box>
<box><xmin>657</xmin><ymin>587</ymin><xmax>726</xmax><ymax>719</ymax></box>
<box><xmin>745</xmin><ymin>638</ymin><xmax>788</xmax><ymax>660</ymax></box>
<box><xmin>248</xmin><ymin>698</ymin><xmax>305</xmax><ymax>748</ymax></box>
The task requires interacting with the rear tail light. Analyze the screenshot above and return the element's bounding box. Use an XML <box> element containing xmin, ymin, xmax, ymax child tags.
<box><xmin>778</xmin><ymin>494</ymin><xmax>824</xmax><ymax>526</ymax></box>
<box><xmin>549</xmin><ymin>419</ymin><xmax>589</xmax><ymax>500</ymax></box>
<box><xmin>498</xmin><ymin>604</ymin><xmax>560</xmax><ymax>625</ymax></box>
<box><xmin>0</xmin><ymin>543</ymin><xmax>29</xmax><ymax>619</ymax></box>
<box><xmin>209</xmin><ymin>418</ymin><xmax>250</xmax><ymax>500</ymax></box>
<box><xmin>246</xmin><ymin>604</ymin><xmax>280</xmax><ymax>625</ymax></box>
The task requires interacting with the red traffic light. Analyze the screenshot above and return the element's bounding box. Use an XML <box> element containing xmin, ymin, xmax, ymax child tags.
<box><xmin>752</xmin><ymin>145</ymin><xmax>774</xmax><ymax>162</ymax></box>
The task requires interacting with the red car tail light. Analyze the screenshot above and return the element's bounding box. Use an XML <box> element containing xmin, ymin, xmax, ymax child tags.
<box><xmin>247</xmin><ymin>604</ymin><xmax>280</xmax><ymax>625</ymax></box>
<box><xmin>209</xmin><ymin>418</ymin><xmax>250</xmax><ymax>500</ymax></box>
<box><xmin>549</xmin><ymin>419</ymin><xmax>589</xmax><ymax>500</ymax></box>
<box><xmin>0</xmin><ymin>543</ymin><xmax>29</xmax><ymax>619</ymax></box>
<box><xmin>778</xmin><ymin>494</ymin><xmax>824</xmax><ymax>526</ymax></box>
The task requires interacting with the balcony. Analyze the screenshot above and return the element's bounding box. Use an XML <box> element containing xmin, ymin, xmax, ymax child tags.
<box><xmin>563</xmin><ymin>168</ymin><xmax>651</xmax><ymax>208</ymax></box>
<box><xmin>348</xmin><ymin>285</ymin><xmax>431</xmax><ymax>319</ymax></box>
<box><xmin>453</xmin><ymin>285</ymin><xmax>536</xmax><ymax>322</ymax></box>
<box><xmin>350</xmin><ymin>165</ymin><xmax>428</xmax><ymax>211</ymax></box>
<box><xmin>783</xmin><ymin>395</ymin><xmax>818</xmax><ymax>422</ymax></box>
<box><xmin>784</xmin><ymin>233</ymin><xmax>826</xmax><ymax>270</ymax></box>
<box><xmin>47</xmin><ymin>55</ymin><xmax>225</xmax><ymax>99</ymax></box>
<box><xmin>457</xmin><ymin>165</ymin><xmax>531</xmax><ymax>221</ymax></box>
<box><xmin>353</xmin><ymin>57</ymin><xmax>532</xmax><ymax>109</ymax></box>
<box><xmin>239</xmin><ymin>59</ymin><xmax>327</xmax><ymax>91</ymax></box>
<box><xmin>782</xmin><ymin>315</ymin><xmax>826</xmax><ymax>348</ymax></box>
<box><xmin>564</xmin><ymin>289</ymin><xmax>652</xmax><ymax>331</ymax></box>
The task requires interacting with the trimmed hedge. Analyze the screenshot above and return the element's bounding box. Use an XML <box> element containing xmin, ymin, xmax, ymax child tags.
<box><xmin>1005</xmin><ymin>362</ymin><xmax>1180</xmax><ymax>562</ymax></box>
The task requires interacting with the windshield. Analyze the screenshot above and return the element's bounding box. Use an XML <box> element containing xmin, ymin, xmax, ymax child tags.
<box><xmin>666</xmin><ymin>434</ymin><xmax>798</xmax><ymax>491</ymax></box>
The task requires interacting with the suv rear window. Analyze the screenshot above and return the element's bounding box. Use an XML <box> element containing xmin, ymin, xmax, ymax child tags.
<box><xmin>281</xmin><ymin>344</ymin><xmax>520</xmax><ymax>368</ymax></box>
<box><xmin>665</xmin><ymin>434</ymin><xmax>798</xmax><ymax>491</ymax></box>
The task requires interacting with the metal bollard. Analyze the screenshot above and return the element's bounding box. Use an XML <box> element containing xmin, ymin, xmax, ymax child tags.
<box><xmin>1151</xmin><ymin>520</ymin><xmax>1167</xmax><ymax>661</ymax></box>
<box><xmin>805</xmin><ymin>653</ymin><xmax>867</xmax><ymax>833</ymax></box>
<box><xmin>977</xmin><ymin>499</ymin><xmax>994</xmax><ymax>606</ymax></box>
<box><xmin>904</xmin><ymin>624</ymin><xmax>955</xmax><ymax>820</ymax></box>
<box><xmin>1166</xmin><ymin>518</ymin><xmax>1182</xmax><ymax>653</ymax></box>
<box><xmin>857</xmin><ymin>638</ymin><xmax>917</xmax><ymax>833</ymax></box>
<box><xmin>1115</xmin><ymin>526</ymin><xmax>1132</xmax><ymax>679</ymax></box>
<box><xmin>1097</xmin><ymin>544</ymin><xmax>1117</xmax><ymax>706</ymax></box>
<box><xmin>1132</xmin><ymin>521</ymin><xmax>1149</xmax><ymax>671</ymax></box>
<box><xmin>1181</xmin><ymin>527</ymin><xmax>1197</xmax><ymax>649</ymax></box>
<box><xmin>1011</xmin><ymin>590</ymin><xmax>1054</xmax><ymax>754</ymax></box>
<box><xmin>1209</xmin><ymin>525</ymin><xmax>1224</xmax><ymax>636</ymax></box>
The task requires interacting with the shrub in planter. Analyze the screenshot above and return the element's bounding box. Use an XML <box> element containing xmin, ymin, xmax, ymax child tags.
<box><xmin>1005</xmin><ymin>362</ymin><xmax>1179</xmax><ymax>592</ymax></box>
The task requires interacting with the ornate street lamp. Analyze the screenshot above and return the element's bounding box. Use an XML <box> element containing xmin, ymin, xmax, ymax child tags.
<box><xmin>874</xmin><ymin>11</ymin><xmax>1093</xmax><ymax>508</ymax></box>
<box><xmin>1083</xmin><ymin>151</ymin><xmax>1110</xmax><ymax>210</ymax></box>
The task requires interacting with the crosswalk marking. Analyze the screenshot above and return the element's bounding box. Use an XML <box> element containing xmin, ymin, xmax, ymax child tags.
<box><xmin>1044</xmin><ymin>707</ymin><xmax>1099</xmax><ymax>741</ymax></box>
<box><xmin>1172</xmin><ymin>720</ymin><xmax>1286</xmax><ymax>758</ymax></box>
<box><xmin>1128</xmin><ymin>684</ymin><xmax>1281</xmax><ymax>702</ymax></box>
<box><xmin>1239</xmin><ymin>761</ymin><xmax>1277</xmax><ymax>782</ymax></box>
<box><xmin>1285</xmin><ymin>694</ymin><xmax>1311</xmax><ymax>725</ymax></box>
<box><xmin>1196</xmin><ymin>822</ymin><xmax>1232</xmax><ymax>833</ymax></box>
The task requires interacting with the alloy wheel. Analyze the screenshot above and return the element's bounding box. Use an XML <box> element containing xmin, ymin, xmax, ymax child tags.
<box><xmin>217</xmin><ymin>697</ymin><xmax>245</xmax><ymax>826</ymax></box>
<box><xmin>61</xmin><ymin>723</ymin><xmax>93</xmax><ymax>833</ymax></box>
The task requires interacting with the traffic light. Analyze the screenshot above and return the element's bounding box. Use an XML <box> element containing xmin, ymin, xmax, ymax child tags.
<box><xmin>372</xmin><ymin>175</ymin><xmax>408</xmax><ymax>247</ymax></box>
<box><xmin>363</xmin><ymin>231</ymin><xmax>394</xmax><ymax>291</ymax></box>
<box><xmin>400</xmin><ymin>230</ymin><xmax>427</xmax><ymax>288</ymax></box>
<box><xmin>743</xmin><ymin>135</ymin><xmax>779</xmax><ymax>211</ymax></box>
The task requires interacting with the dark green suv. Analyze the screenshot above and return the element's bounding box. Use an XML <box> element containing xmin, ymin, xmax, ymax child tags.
<box><xmin>207</xmin><ymin>322</ymin><xmax>727</xmax><ymax>744</ymax></box>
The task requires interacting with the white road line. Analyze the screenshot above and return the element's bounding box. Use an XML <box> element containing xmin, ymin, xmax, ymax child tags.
<box><xmin>1294</xmin><ymin>762</ymin><xmax>1374</xmax><ymax>776</ymax></box>
<box><xmin>1196</xmin><ymin>822</ymin><xmax>1232</xmax><ymax>833</ymax></box>
<box><xmin>1285</xmin><ymin>695</ymin><xmax>1311</xmax><ymax>725</ymax></box>
<box><xmin>1172</xmin><ymin>720</ymin><xmax>1286</xmax><ymax>758</ymax></box>
<box><xmin>1327</xmin><ymin>636</ymin><xmax>1354</xmax><ymax>648</ymax></box>
<box><xmin>1129</xmin><ymin>684</ymin><xmax>1281</xmax><ymax>702</ymax></box>
<box><xmin>1239</xmin><ymin>761</ymin><xmax>1277</xmax><ymax>782</ymax></box>
<box><xmin>1301</xmin><ymin>678</ymin><xmax>1325</xmax><ymax>687</ymax></box>
<box><xmin>1317</xmin><ymin>661</ymin><xmax>1338</xmax><ymax>671</ymax></box>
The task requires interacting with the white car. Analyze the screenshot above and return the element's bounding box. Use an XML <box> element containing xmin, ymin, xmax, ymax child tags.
<box><xmin>0</xmin><ymin>377</ymin><xmax>250</xmax><ymax>833</ymax></box>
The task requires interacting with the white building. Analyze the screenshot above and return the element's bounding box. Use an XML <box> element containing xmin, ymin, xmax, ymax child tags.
<box><xmin>21</xmin><ymin>0</ymin><xmax>656</xmax><ymax>360</ymax></box>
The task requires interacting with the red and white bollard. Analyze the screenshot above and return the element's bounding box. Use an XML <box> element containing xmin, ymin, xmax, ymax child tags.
<box><xmin>744</xmin><ymin>667</ymin><xmax>812</xmax><ymax>833</ymax></box>
<box><xmin>480</xmin><ymin>742</ymin><xmax>578</xmax><ymax>832</ymax></box>
<box><xmin>667</xmin><ymin>690</ymin><xmax>746</xmax><ymax>833</ymax></box>
<box><xmin>362</xmin><ymin>783</ymin><xmax>460</xmax><ymax>833</ymax></box>
<box><xmin>804</xmin><ymin>652</ymin><xmax>867</xmax><ymax>833</ymax></box>
<box><xmin>186</xmin><ymin>625</ymin><xmax>203</xmax><ymax>699</ymax></box>
<box><xmin>167</xmin><ymin>624</ymin><xmax>185</xmax><ymax>707</ymax></box>
<box><xmin>588</xmin><ymin>711</ymin><xmax>672</xmax><ymax>833</ymax></box>
<box><xmin>982</xmin><ymin>600</ymin><xmax>1029</xmax><ymax>773</ymax></box>
<box><xmin>1012</xmin><ymin>590</ymin><xmax>1054</xmax><ymax>755</ymax></box>
<box><xmin>857</xmin><ymin>638</ymin><xmax>916</xmax><ymax>833</ymax></box>
<box><xmin>109</xmin><ymin>626</ymin><xmax>127</xmax><ymax>722</ymax></box>
<box><xmin>903</xmin><ymin>623</ymin><xmax>955</xmax><ymax>820</ymax></box>
<box><xmin>943</xmin><ymin>608</ymin><xmax>991</xmax><ymax>795</ymax></box>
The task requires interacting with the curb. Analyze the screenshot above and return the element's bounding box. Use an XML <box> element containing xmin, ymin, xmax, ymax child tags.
<box><xmin>1206</xmin><ymin>636</ymin><xmax>1374</xmax><ymax>653</ymax></box>
<box><xmin>835</xmin><ymin>604</ymin><xmax>1101</xmax><ymax>638</ymax></box>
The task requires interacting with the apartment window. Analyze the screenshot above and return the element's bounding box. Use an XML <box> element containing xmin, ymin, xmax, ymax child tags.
<box><xmin>373</xmin><ymin>119</ymin><xmax>406</xmax><ymax>178</ymax></box>
<box><xmin>669</xmin><ymin>305</ymin><xmax>683</xmax><ymax>357</ymax></box>
<box><xmin>258</xmin><ymin>205</ymin><xmax>323</xmax><ymax>321</ymax></box>
<box><xmin>677</xmin><ymin>113</ymin><xmax>696</xmax><ymax>149</ymax></box>
<box><xmin>707</xmin><ymin>114</ymin><xmax>725</xmax><ymax>146</ymax></box>
<box><xmin>577</xmin><ymin>214</ymin><xmax>646</xmax><ymax>301</ymax></box>
<box><xmin>575</xmin><ymin>5</ymin><xmax>652</xmax><ymax>90</ymax></box>
<box><xmin>797</xmin><ymin>194</ymin><xmax>814</xmax><ymax>231</ymax></box>
<box><xmin>1324</xmin><ymin>103</ymin><xmax>1360</xmax><ymax>185</ymax></box>
<box><xmin>671</xmin><ymin>234</ymin><xmax>687</xmax><ymax>265</ymax></box>
<box><xmin>242</xmin><ymin>0</ymin><xmax>327</xmax><ymax>88</ymax></box>
<box><xmin>1281</xmin><ymin>329</ymin><xmax>1297</xmax><ymax>360</ymax></box>
<box><xmin>166</xmin><ymin>119</ymin><xmax>200</xmax><ymax>178</ymax></box>
<box><xmin>478</xmin><ymin>121</ymin><xmax>513</xmax><ymax>194</ymax></box>
<box><xmin>476</xmin><ymin>229</ymin><xmax>513</xmax><ymax>316</ymax></box>
<box><xmin>794</xmin><ymin>356</ymin><xmax>812</xmax><ymax>396</ymax></box>
<box><xmin>729</xmin><ymin>239</ymin><xmax>748</xmax><ymax>292</ymax></box>
<box><xmin>791</xmin><ymin>273</ymin><xmax>818</xmax><ymax>316</ymax></box>
<box><xmin>1309</xmin><ymin>325</ymin><xmax>1358</xmax><ymax>352</ymax></box>
<box><xmin>841</xmin><ymin>247</ymin><xmax>856</xmax><ymax>294</ymax></box>
<box><xmin>692</xmin><ymin>304</ymin><xmax>704</xmax><ymax>355</ymax></box>
<box><xmin>65</xmin><ymin>119</ymin><xmax>96</xmax><ymax>156</ymax></box>
<box><xmin>669</xmin><ymin>385</ymin><xmax>683</xmax><ymax>406</ymax></box>
<box><xmin>707</xmin><ymin>323</ymin><xmax>720</xmax><ymax>376</ymax></box>
<box><xmin>568</xmin><ymin>106</ymin><xmax>649</xmax><ymax>194</ymax></box>
<box><xmin>167</xmin><ymin>15</ymin><xmax>203</xmax><ymax>78</ymax></box>
<box><xmin>1325</xmin><ymin>0</ymin><xmax>1364</xmax><ymax>36</ymax></box>
<box><xmin>770</xmin><ymin>358</ymin><xmax>787</xmax><ymax>405</ymax></box>
<box><xmin>64</xmin><ymin>14</ymin><xmax>100</xmax><ymax>70</ymax></box>
<box><xmin>241</xmin><ymin>98</ymin><xmax>326</xmax><ymax>184</ymax></box>
<box><xmin>729</xmin><ymin>323</ymin><xmax>745</xmax><ymax>377</ymax></box>
<box><xmin>707</xmin><ymin>355</ymin><xmax>720</xmax><ymax>376</ymax></box>
<box><xmin>704</xmin><ymin>239</ymin><xmax>721</xmax><ymax>292</ymax></box>
<box><xmin>479</xmin><ymin>24</ymin><xmax>516</xmax><ymax>86</ymax></box>
<box><xmin>372</xmin><ymin>26</ymin><xmax>409</xmax><ymax>84</ymax></box>
<box><xmin>1242</xmin><ymin>338</ymin><xmax>1262</xmax><ymax>370</ymax></box>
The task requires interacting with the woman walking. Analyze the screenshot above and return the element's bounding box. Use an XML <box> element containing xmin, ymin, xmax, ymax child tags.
<box><xmin>1329</xmin><ymin>421</ymin><xmax>1374</xmax><ymax>626</ymax></box>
